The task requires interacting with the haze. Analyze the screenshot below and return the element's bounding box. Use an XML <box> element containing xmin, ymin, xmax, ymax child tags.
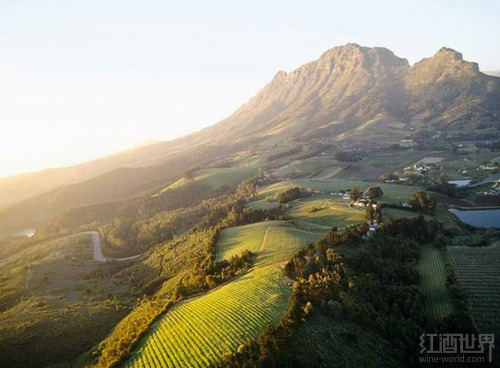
<box><xmin>1</xmin><ymin>0</ymin><xmax>500</xmax><ymax>178</ymax></box>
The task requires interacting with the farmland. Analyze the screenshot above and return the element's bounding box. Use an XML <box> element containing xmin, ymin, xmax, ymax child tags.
<box><xmin>447</xmin><ymin>244</ymin><xmax>500</xmax><ymax>337</ymax></box>
<box><xmin>216</xmin><ymin>220</ymin><xmax>325</xmax><ymax>266</ymax></box>
<box><xmin>257</xmin><ymin>179</ymin><xmax>421</xmax><ymax>205</ymax></box>
<box><xmin>125</xmin><ymin>266</ymin><xmax>290</xmax><ymax>368</ymax></box>
<box><xmin>418</xmin><ymin>246</ymin><xmax>453</xmax><ymax>319</ymax></box>
<box><xmin>289</xmin><ymin>196</ymin><xmax>365</xmax><ymax>228</ymax></box>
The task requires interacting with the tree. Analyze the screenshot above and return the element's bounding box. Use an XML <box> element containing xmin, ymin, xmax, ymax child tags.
<box><xmin>365</xmin><ymin>205</ymin><xmax>374</xmax><ymax>223</ymax></box>
<box><xmin>205</xmin><ymin>275</ymin><xmax>218</xmax><ymax>289</ymax></box>
<box><xmin>409</xmin><ymin>191</ymin><xmax>436</xmax><ymax>214</ymax></box>
<box><xmin>374</xmin><ymin>206</ymin><xmax>383</xmax><ymax>224</ymax></box>
<box><xmin>350</xmin><ymin>187</ymin><xmax>361</xmax><ymax>202</ymax></box>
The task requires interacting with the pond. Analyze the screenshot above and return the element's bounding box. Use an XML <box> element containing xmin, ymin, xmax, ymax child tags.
<box><xmin>449</xmin><ymin>208</ymin><xmax>500</xmax><ymax>228</ymax></box>
<box><xmin>447</xmin><ymin>179</ymin><xmax>472</xmax><ymax>187</ymax></box>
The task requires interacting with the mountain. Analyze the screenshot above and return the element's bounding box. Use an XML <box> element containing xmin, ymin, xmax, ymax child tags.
<box><xmin>201</xmin><ymin>44</ymin><xmax>410</xmax><ymax>143</ymax></box>
<box><xmin>201</xmin><ymin>44</ymin><xmax>500</xmax><ymax>144</ymax></box>
<box><xmin>406</xmin><ymin>48</ymin><xmax>500</xmax><ymax>123</ymax></box>
<box><xmin>1</xmin><ymin>44</ymin><xmax>499</xmax><ymax>236</ymax></box>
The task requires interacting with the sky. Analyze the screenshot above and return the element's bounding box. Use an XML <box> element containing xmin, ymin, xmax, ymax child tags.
<box><xmin>1</xmin><ymin>0</ymin><xmax>499</xmax><ymax>178</ymax></box>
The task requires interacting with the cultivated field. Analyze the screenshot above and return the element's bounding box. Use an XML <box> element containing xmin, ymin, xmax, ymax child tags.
<box><xmin>418</xmin><ymin>246</ymin><xmax>453</xmax><ymax>319</ymax></box>
<box><xmin>216</xmin><ymin>220</ymin><xmax>324</xmax><ymax>266</ymax></box>
<box><xmin>125</xmin><ymin>266</ymin><xmax>291</xmax><ymax>368</ymax></box>
<box><xmin>289</xmin><ymin>196</ymin><xmax>365</xmax><ymax>228</ymax></box>
<box><xmin>292</xmin><ymin>179</ymin><xmax>421</xmax><ymax>204</ymax></box>
<box><xmin>447</xmin><ymin>244</ymin><xmax>500</xmax><ymax>335</ymax></box>
<box><xmin>256</xmin><ymin>179</ymin><xmax>420</xmax><ymax>205</ymax></box>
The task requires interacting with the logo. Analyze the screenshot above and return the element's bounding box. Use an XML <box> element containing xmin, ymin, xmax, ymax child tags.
<box><xmin>419</xmin><ymin>333</ymin><xmax>495</xmax><ymax>364</ymax></box>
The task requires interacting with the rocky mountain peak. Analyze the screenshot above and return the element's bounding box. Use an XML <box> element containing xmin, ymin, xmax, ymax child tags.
<box><xmin>318</xmin><ymin>43</ymin><xmax>409</xmax><ymax>71</ymax></box>
<box><xmin>435</xmin><ymin>47</ymin><xmax>464</xmax><ymax>61</ymax></box>
<box><xmin>206</xmin><ymin>44</ymin><xmax>499</xmax><ymax>145</ymax></box>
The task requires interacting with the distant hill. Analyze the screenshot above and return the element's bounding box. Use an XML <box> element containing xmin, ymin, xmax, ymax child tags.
<box><xmin>0</xmin><ymin>141</ymin><xmax>165</xmax><ymax>209</ymax></box>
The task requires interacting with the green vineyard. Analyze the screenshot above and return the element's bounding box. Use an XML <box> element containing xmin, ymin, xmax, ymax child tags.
<box><xmin>418</xmin><ymin>246</ymin><xmax>453</xmax><ymax>319</ymax></box>
<box><xmin>125</xmin><ymin>266</ymin><xmax>291</xmax><ymax>368</ymax></box>
<box><xmin>448</xmin><ymin>244</ymin><xmax>500</xmax><ymax>336</ymax></box>
<box><xmin>216</xmin><ymin>220</ymin><xmax>324</xmax><ymax>266</ymax></box>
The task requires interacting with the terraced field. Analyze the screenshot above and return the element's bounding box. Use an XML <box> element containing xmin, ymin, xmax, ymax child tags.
<box><xmin>448</xmin><ymin>244</ymin><xmax>500</xmax><ymax>335</ymax></box>
<box><xmin>216</xmin><ymin>220</ymin><xmax>324</xmax><ymax>266</ymax></box>
<box><xmin>125</xmin><ymin>266</ymin><xmax>290</xmax><ymax>368</ymax></box>
<box><xmin>418</xmin><ymin>246</ymin><xmax>453</xmax><ymax>319</ymax></box>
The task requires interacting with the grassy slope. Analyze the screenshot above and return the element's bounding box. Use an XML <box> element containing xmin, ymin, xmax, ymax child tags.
<box><xmin>194</xmin><ymin>166</ymin><xmax>257</xmax><ymax>189</ymax></box>
<box><xmin>418</xmin><ymin>246</ymin><xmax>453</xmax><ymax>319</ymax></box>
<box><xmin>0</xmin><ymin>234</ymin><xmax>134</xmax><ymax>368</ymax></box>
<box><xmin>216</xmin><ymin>220</ymin><xmax>324</xmax><ymax>267</ymax></box>
<box><xmin>159</xmin><ymin>165</ymin><xmax>258</xmax><ymax>195</ymax></box>
<box><xmin>125</xmin><ymin>266</ymin><xmax>291</xmax><ymax>368</ymax></box>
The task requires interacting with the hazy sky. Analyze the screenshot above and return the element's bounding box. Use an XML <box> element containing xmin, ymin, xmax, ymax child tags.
<box><xmin>1</xmin><ymin>0</ymin><xmax>499</xmax><ymax>178</ymax></box>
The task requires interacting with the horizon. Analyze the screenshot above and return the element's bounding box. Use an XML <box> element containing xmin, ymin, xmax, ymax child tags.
<box><xmin>1</xmin><ymin>0</ymin><xmax>500</xmax><ymax>179</ymax></box>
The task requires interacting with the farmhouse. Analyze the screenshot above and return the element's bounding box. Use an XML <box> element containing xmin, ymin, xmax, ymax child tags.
<box><xmin>354</xmin><ymin>198</ymin><xmax>370</xmax><ymax>207</ymax></box>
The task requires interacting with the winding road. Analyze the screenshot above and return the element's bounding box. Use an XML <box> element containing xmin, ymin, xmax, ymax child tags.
<box><xmin>81</xmin><ymin>231</ymin><xmax>141</xmax><ymax>262</ymax></box>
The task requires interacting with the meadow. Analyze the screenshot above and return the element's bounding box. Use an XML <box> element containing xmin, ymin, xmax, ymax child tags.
<box><xmin>125</xmin><ymin>266</ymin><xmax>291</xmax><ymax>368</ymax></box>
<box><xmin>0</xmin><ymin>234</ymin><xmax>133</xmax><ymax>368</ymax></box>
